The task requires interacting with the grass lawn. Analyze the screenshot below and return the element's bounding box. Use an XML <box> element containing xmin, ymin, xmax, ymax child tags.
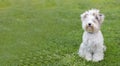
<box><xmin>0</xmin><ymin>0</ymin><xmax>120</xmax><ymax>66</ymax></box>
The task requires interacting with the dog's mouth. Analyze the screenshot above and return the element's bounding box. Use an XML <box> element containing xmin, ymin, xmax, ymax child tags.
<box><xmin>86</xmin><ymin>26</ymin><xmax>94</xmax><ymax>32</ymax></box>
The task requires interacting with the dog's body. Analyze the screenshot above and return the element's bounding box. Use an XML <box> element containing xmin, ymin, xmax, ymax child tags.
<box><xmin>78</xmin><ymin>9</ymin><xmax>106</xmax><ymax>62</ymax></box>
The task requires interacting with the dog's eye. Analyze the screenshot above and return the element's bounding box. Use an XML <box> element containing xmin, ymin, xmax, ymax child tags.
<box><xmin>99</xmin><ymin>14</ymin><xmax>102</xmax><ymax>16</ymax></box>
<box><xmin>96</xmin><ymin>16</ymin><xmax>98</xmax><ymax>20</ymax></box>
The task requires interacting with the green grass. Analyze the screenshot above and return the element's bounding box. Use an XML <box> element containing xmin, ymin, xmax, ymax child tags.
<box><xmin>0</xmin><ymin>0</ymin><xmax>120</xmax><ymax>66</ymax></box>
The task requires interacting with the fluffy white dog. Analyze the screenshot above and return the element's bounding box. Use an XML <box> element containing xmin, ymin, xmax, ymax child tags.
<box><xmin>78</xmin><ymin>9</ymin><xmax>106</xmax><ymax>62</ymax></box>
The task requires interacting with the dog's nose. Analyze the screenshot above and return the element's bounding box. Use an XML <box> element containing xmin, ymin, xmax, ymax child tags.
<box><xmin>88</xmin><ymin>23</ymin><xmax>91</xmax><ymax>26</ymax></box>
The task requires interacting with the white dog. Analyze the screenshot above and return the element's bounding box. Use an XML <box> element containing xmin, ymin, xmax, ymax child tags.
<box><xmin>78</xmin><ymin>9</ymin><xmax>106</xmax><ymax>62</ymax></box>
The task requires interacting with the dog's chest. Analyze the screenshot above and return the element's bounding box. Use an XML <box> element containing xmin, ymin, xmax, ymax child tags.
<box><xmin>83</xmin><ymin>32</ymin><xmax>103</xmax><ymax>50</ymax></box>
<box><xmin>86</xmin><ymin>37</ymin><xmax>97</xmax><ymax>48</ymax></box>
<box><xmin>86</xmin><ymin>37</ymin><xmax>99</xmax><ymax>52</ymax></box>
<box><xmin>86</xmin><ymin>36</ymin><xmax>97</xmax><ymax>47</ymax></box>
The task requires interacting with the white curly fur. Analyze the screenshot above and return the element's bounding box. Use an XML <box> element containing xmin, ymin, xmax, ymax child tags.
<box><xmin>78</xmin><ymin>9</ymin><xmax>106</xmax><ymax>62</ymax></box>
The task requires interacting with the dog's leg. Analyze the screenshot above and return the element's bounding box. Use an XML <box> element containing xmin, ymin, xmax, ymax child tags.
<box><xmin>85</xmin><ymin>52</ymin><xmax>92</xmax><ymax>61</ymax></box>
<box><xmin>78</xmin><ymin>43</ymin><xmax>85</xmax><ymax>58</ymax></box>
<box><xmin>92</xmin><ymin>50</ymin><xmax>104</xmax><ymax>62</ymax></box>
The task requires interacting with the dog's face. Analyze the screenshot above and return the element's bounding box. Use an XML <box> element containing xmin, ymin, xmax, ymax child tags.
<box><xmin>81</xmin><ymin>9</ymin><xmax>104</xmax><ymax>33</ymax></box>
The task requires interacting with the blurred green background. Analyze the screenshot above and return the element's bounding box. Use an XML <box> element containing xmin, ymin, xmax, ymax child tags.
<box><xmin>0</xmin><ymin>0</ymin><xmax>120</xmax><ymax>66</ymax></box>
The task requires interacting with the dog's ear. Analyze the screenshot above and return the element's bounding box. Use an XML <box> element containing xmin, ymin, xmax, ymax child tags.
<box><xmin>80</xmin><ymin>13</ymin><xmax>88</xmax><ymax>21</ymax></box>
<box><xmin>99</xmin><ymin>14</ymin><xmax>105</xmax><ymax>23</ymax></box>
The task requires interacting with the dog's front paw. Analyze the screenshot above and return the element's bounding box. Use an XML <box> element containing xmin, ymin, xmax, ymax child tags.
<box><xmin>86</xmin><ymin>57</ymin><xmax>92</xmax><ymax>61</ymax></box>
<box><xmin>92</xmin><ymin>54</ymin><xmax>104</xmax><ymax>62</ymax></box>
<box><xmin>92</xmin><ymin>57</ymin><xmax>103</xmax><ymax>62</ymax></box>
<box><xmin>85</xmin><ymin>54</ymin><xmax>92</xmax><ymax>61</ymax></box>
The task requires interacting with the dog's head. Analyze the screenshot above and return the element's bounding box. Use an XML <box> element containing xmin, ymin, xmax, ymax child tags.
<box><xmin>80</xmin><ymin>9</ymin><xmax>104</xmax><ymax>33</ymax></box>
